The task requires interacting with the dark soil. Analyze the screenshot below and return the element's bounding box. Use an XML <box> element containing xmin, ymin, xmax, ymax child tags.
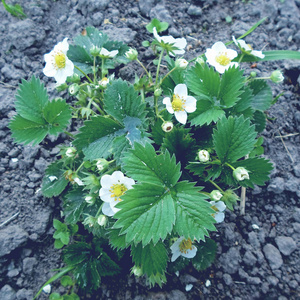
<box><xmin>0</xmin><ymin>0</ymin><xmax>300</xmax><ymax>299</ymax></box>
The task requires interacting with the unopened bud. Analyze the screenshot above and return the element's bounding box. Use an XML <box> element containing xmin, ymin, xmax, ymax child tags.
<box><xmin>161</xmin><ymin>121</ymin><xmax>173</xmax><ymax>133</ymax></box>
<box><xmin>175</xmin><ymin>58</ymin><xmax>188</xmax><ymax>69</ymax></box>
<box><xmin>69</xmin><ymin>83</ymin><xmax>79</xmax><ymax>95</ymax></box>
<box><xmin>99</xmin><ymin>77</ymin><xmax>109</xmax><ymax>88</ymax></box>
<box><xmin>85</xmin><ymin>195</ymin><xmax>95</xmax><ymax>205</ymax></box>
<box><xmin>97</xmin><ymin>215</ymin><xmax>108</xmax><ymax>227</ymax></box>
<box><xmin>154</xmin><ymin>88</ymin><xmax>162</xmax><ymax>97</ymax></box>
<box><xmin>132</xmin><ymin>266</ymin><xmax>143</xmax><ymax>277</ymax></box>
<box><xmin>125</xmin><ymin>48</ymin><xmax>138</xmax><ymax>60</ymax></box>
<box><xmin>198</xmin><ymin>150</ymin><xmax>210</xmax><ymax>162</ymax></box>
<box><xmin>65</xmin><ymin>147</ymin><xmax>76</xmax><ymax>158</ymax></box>
<box><xmin>90</xmin><ymin>45</ymin><xmax>101</xmax><ymax>57</ymax></box>
<box><xmin>270</xmin><ymin>70</ymin><xmax>284</xmax><ymax>83</ymax></box>
<box><xmin>233</xmin><ymin>167</ymin><xmax>249</xmax><ymax>181</ymax></box>
<box><xmin>83</xmin><ymin>215</ymin><xmax>96</xmax><ymax>227</ymax></box>
<box><xmin>250</xmin><ymin>71</ymin><xmax>257</xmax><ymax>78</ymax></box>
<box><xmin>210</xmin><ymin>190</ymin><xmax>223</xmax><ymax>201</ymax></box>
<box><xmin>96</xmin><ymin>158</ymin><xmax>109</xmax><ymax>171</ymax></box>
<box><xmin>195</xmin><ymin>57</ymin><xmax>205</xmax><ymax>67</ymax></box>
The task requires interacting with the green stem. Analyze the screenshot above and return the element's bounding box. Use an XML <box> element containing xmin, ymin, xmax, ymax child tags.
<box><xmin>225</xmin><ymin>162</ymin><xmax>235</xmax><ymax>171</ymax></box>
<box><xmin>238</xmin><ymin>53</ymin><xmax>245</xmax><ymax>64</ymax></box>
<box><xmin>137</xmin><ymin>59</ymin><xmax>152</xmax><ymax>82</ymax></box>
<box><xmin>92</xmin><ymin>101</ymin><xmax>105</xmax><ymax>115</ymax></box>
<box><xmin>208</xmin><ymin>180</ymin><xmax>225</xmax><ymax>193</ymax></box>
<box><xmin>64</xmin><ymin>131</ymin><xmax>74</xmax><ymax>138</ymax></box>
<box><xmin>140</xmin><ymin>88</ymin><xmax>145</xmax><ymax>102</ymax></box>
<box><xmin>155</xmin><ymin>50</ymin><xmax>165</xmax><ymax>85</ymax></box>
<box><xmin>93</xmin><ymin>56</ymin><xmax>97</xmax><ymax>83</ymax></box>
<box><xmin>161</xmin><ymin>67</ymin><xmax>177</xmax><ymax>84</ymax></box>
<box><xmin>75</xmin><ymin>161</ymin><xmax>85</xmax><ymax>174</ymax></box>
<box><xmin>74</xmin><ymin>65</ymin><xmax>93</xmax><ymax>84</ymax></box>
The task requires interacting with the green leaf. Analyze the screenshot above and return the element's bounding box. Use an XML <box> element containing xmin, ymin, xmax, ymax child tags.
<box><xmin>252</xmin><ymin>110</ymin><xmax>266</xmax><ymax>133</ymax></box>
<box><xmin>60</xmin><ymin>232</ymin><xmax>70</xmax><ymax>245</ymax></box>
<box><xmin>53</xmin><ymin>219</ymin><xmax>65</xmax><ymax>230</ymax></box>
<box><xmin>249</xmin><ymin>80</ymin><xmax>272</xmax><ymax>111</ymax></box>
<box><xmin>42</xmin><ymin>161</ymin><xmax>69</xmax><ymax>197</ymax></box>
<box><xmin>43</xmin><ymin>99</ymin><xmax>72</xmax><ymax>135</ymax></box>
<box><xmin>63</xmin><ymin>188</ymin><xmax>86</xmax><ymax>225</ymax></box>
<box><xmin>121</xmin><ymin>142</ymin><xmax>181</xmax><ymax>186</ymax></box>
<box><xmin>233</xmin><ymin>85</ymin><xmax>254</xmax><ymax>113</ymax></box>
<box><xmin>213</xmin><ymin>115</ymin><xmax>257</xmax><ymax>163</ymax></box>
<box><xmin>54</xmin><ymin>239</ymin><xmax>64</xmax><ymax>249</ymax></box>
<box><xmin>239</xmin><ymin>50</ymin><xmax>300</xmax><ymax>62</ymax></box>
<box><xmin>60</xmin><ymin>275</ymin><xmax>73</xmax><ymax>287</ymax></box>
<box><xmin>114</xmin><ymin>183</ymin><xmax>175</xmax><ymax>246</ymax></box>
<box><xmin>14</xmin><ymin>76</ymin><xmax>48</xmax><ymax>123</ymax></box>
<box><xmin>173</xmin><ymin>181</ymin><xmax>216</xmax><ymax>241</ymax></box>
<box><xmin>108</xmin><ymin>228</ymin><xmax>128</xmax><ymax>250</ymax></box>
<box><xmin>131</xmin><ymin>241</ymin><xmax>168</xmax><ymax>277</ymax></box>
<box><xmin>233</xmin><ymin>157</ymin><xmax>273</xmax><ymax>188</ymax></box>
<box><xmin>103</xmin><ymin>79</ymin><xmax>146</xmax><ymax>123</ymax></box>
<box><xmin>192</xmin><ymin>239</ymin><xmax>217</xmax><ymax>271</ymax></box>
<box><xmin>146</xmin><ymin>18</ymin><xmax>169</xmax><ymax>33</ymax></box>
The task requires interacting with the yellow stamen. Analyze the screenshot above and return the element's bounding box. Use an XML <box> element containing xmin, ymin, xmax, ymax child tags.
<box><xmin>211</xmin><ymin>205</ymin><xmax>219</xmax><ymax>212</ymax></box>
<box><xmin>109</xmin><ymin>183</ymin><xmax>127</xmax><ymax>201</ymax></box>
<box><xmin>54</xmin><ymin>53</ymin><xmax>66</xmax><ymax>69</ymax></box>
<box><xmin>215</xmin><ymin>53</ymin><xmax>231</xmax><ymax>66</ymax></box>
<box><xmin>179</xmin><ymin>238</ymin><xmax>193</xmax><ymax>254</ymax></box>
<box><xmin>171</xmin><ymin>94</ymin><xmax>185</xmax><ymax>112</ymax></box>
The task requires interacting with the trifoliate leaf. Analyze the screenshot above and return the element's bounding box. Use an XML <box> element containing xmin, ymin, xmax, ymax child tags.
<box><xmin>249</xmin><ymin>80</ymin><xmax>273</xmax><ymax>111</ymax></box>
<box><xmin>173</xmin><ymin>181</ymin><xmax>216</xmax><ymax>241</ymax></box>
<box><xmin>233</xmin><ymin>157</ymin><xmax>273</xmax><ymax>188</ymax></box>
<box><xmin>192</xmin><ymin>239</ymin><xmax>217</xmax><ymax>271</ymax></box>
<box><xmin>114</xmin><ymin>183</ymin><xmax>175</xmax><ymax>246</ymax></box>
<box><xmin>121</xmin><ymin>142</ymin><xmax>181</xmax><ymax>187</ymax></box>
<box><xmin>42</xmin><ymin>161</ymin><xmax>69</xmax><ymax>197</ymax></box>
<box><xmin>213</xmin><ymin>115</ymin><xmax>257</xmax><ymax>163</ymax></box>
<box><xmin>146</xmin><ymin>18</ymin><xmax>169</xmax><ymax>33</ymax></box>
<box><xmin>103</xmin><ymin>79</ymin><xmax>146</xmax><ymax>123</ymax></box>
<box><xmin>131</xmin><ymin>241</ymin><xmax>168</xmax><ymax>277</ymax></box>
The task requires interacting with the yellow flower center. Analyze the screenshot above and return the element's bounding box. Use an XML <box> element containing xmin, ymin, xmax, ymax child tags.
<box><xmin>54</xmin><ymin>53</ymin><xmax>66</xmax><ymax>69</ymax></box>
<box><xmin>171</xmin><ymin>94</ymin><xmax>185</xmax><ymax>112</ymax></box>
<box><xmin>110</xmin><ymin>183</ymin><xmax>127</xmax><ymax>201</ymax></box>
<box><xmin>211</xmin><ymin>205</ymin><xmax>219</xmax><ymax>212</ymax></box>
<box><xmin>215</xmin><ymin>53</ymin><xmax>231</xmax><ymax>66</ymax></box>
<box><xmin>179</xmin><ymin>238</ymin><xmax>193</xmax><ymax>254</ymax></box>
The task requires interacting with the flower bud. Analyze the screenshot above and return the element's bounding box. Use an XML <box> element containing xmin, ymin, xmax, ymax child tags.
<box><xmin>69</xmin><ymin>83</ymin><xmax>79</xmax><ymax>95</ymax></box>
<box><xmin>210</xmin><ymin>190</ymin><xmax>223</xmax><ymax>201</ymax></box>
<box><xmin>195</xmin><ymin>57</ymin><xmax>205</xmax><ymax>67</ymax></box>
<box><xmin>96</xmin><ymin>158</ymin><xmax>109</xmax><ymax>171</ymax></box>
<box><xmin>198</xmin><ymin>150</ymin><xmax>210</xmax><ymax>162</ymax></box>
<box><xmin>97</xmin><ymin>215</ymin><xmax>108</xmax><ymax>227</ymax></box>
<box><xmin>90</xmin><ymin>45</ymin><xmax>101</xmax><ymax>57</ymax></box>
<box><xmin>154</xmin><ymin>88</ymin><xmax>162</xmax><ymax>97</ymax></box>
<box><xmin>161</xmin><ymin>121</ymin><xmax>173</xmax><ymax>133</ymax></box>
<box><xmin>250</xmin><ymin>71</ymin><xmax>257</xmax><ymax>78</ymax></box>
<box><xmin>125</xmin><ymin>48</ymin><xmax>138</xmax><ymax>60</ymax></box>
<box><xmin>270</xmin><ymin>70</ymin><xmax>284</xmax><ymax>83</ymax></box>
<box><xmin>65</xmin><ymin>147</ymin><xmax>76</xmax><ymax>158</ymax></box>
<box><xmin>73</xmin><ymin>176</ymin><xmax>84</xmax><ymax>186</ymax></box>
<box><xmin>85</xmin><ymin>195</ymin><xmax>95</xmax><ymax>205</ymax></box>
<box><xmin>175</xmin><ymin>58</ymin><xmax>188</xmax><ymax>69</ymax></box>
<box><xmin>83</xmin><ymin>215</ymin><xmax>96</xmax><ymax>227</ymax></box>
<box><xmin>233</xmin><ymin>167</ymin><xmax>249</xmax><ymax>181</ymax></box>
<box><xmin>131</xmin><ymin>266</ymin><xmax>143</xmax><ymax>277</ymax></box>
<box><xmin>98</xmin><ymin>77</ymin><xmax>109</xmax><ymax>88</ymax></box>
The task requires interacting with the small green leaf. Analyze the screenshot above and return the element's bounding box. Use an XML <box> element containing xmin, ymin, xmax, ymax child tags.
<box><xmin>249</xmin><ymin>80</ymin><xmax>272</xmax><ymax>111</ymax></box>
<box><xmin>54</xmin><ymin>239</ymin><xmax>64</xmax><ymax>249</ymax></box>
<box><xmin>213</xmin><ymin>115</ymin><xmax>257</xmax><ymax>163</ymax></box>
<box><xmin>193</xmin><ymin>239</ymin><xmax>217</xmax><ymax>271</ymax></box>
<box><xmin>60</xmin><ymin>275</ymin><xmax>73</xmax><ymax>287</ymax></box>
<box><xmin>42</xmin><ymin>161</ymin><xmax>69</xmax><ymax>197</ymax></box>
<box><xmin>146</xmin><ymin>18</ymin><xmax>169</xmax><ymax>33</ymax></box>
<box><xmin>53</xmin><ymin>219</ymin><xmax>64</xmax><ymax>230</ymax></box>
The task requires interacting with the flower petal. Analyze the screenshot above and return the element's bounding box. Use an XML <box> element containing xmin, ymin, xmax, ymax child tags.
<box><xmin>43</xmin><ymin>64</ymin><xmax>56</xmax><ymax>77</ymax></box>
<box><xmin>99</xmin><ymin>188</ymin><xmax>112</xmax><ymax>202</ymax></box>
<box><xmin>174</xmin><ymin>110</ymin><xmax>187</xmax><ymax>124</ymax></box>
<box><xmin>111</xmin><ymin>171</ymin><xmax>125</xmax><ymax>183</ymax></box>
<box><xmin>123</xmin><ymin>177</ymin><xmax>135</xmax><ymax>189</ymax></box>
<box><xmin>174</xmin><ymin>84</ymin><xmax>187</xmax><ymax>98</ymax></box>
<box><xmin>251</xmin><ymin>50</ymin><xmax>265</xmax><ymax>59</ymax></box>
<box><xmin>163</xmin><ymin>97</ymin><xmax>174</xmax><ymax>114</ymax></box>
<box><xmin>181</xmin><ymin>246</ymin><xmax>197</xmax><ymax>259</ymax></box>
<box><xmin>100</xmin><ymin>174</ymin><xmax>112</xmax><ymax>188</ymax></box>
<box><xmin>54</xmin><ymin>69</ymin><xmax>68</xmax><ymax>85</ymax></box>
<box><xmin>214</xmin><ymin>212</ymin><xmax>225</xmax><ymax>223</ymax></box>
<box><xmin>215</xmin><ymin>201</ymin><xmax>226</xmax><ymax>212</ymax></box>
<box><xmin>171</xmin><ymin>250</ymin><xmax>181</xmax><ymax>262</ymax></box>
<box><xmin>226</xmin><ymin>49</ymin><xmax>238</xmax><ymax>60</ymax></box>
<box><xmin>153</xmin><ymin>27</ymin><xmax>161</xmax><ymax>43</ymax></box>
<box><xmin>102</xmin><ymin>202</ymin><xmax>115</xmax><ymax>216</ymax></box>
<box><xmin>184</xmin><ymin>96</ymin><xmax>197</xmax><ymax>113</ymax></box>
<box><xmin>211</xmin><ymin>41</ymin><xmax>227</xmax><ymax>53</ymax></box>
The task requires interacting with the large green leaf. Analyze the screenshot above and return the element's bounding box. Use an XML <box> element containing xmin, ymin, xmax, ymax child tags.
<box><xmin>131</xmin><ymin>241</ymin><xmax>168</xmax><ymax>277</ymax></box>
<box><xmin>121</xmin><ymin>142</ymin><xmax>181</xmax><ymax>187</ymax></box>
<box><xmin>42</xmin><ymin>161</ymin><xmax>69</xmax><ymax>197</ymax></box>
<box><xmin>114</xmin><ymin>183</ymin><xmax>175</xmax><ymax>246</ymax></box>
<box><xmin>173</xmin><ymin>181</ymin><xmax>216</xmax><ymax>241</ymax></box>
<box><xmin>213</xmin><ymin>115</ymin><xmax>257</xmax><ymax>163</ymax></box>
<box><xmin>249</xmin><ymin>80</ymin><xmax>272</xmax><ymax>111</ymax></box>
<box><xmin>103</xmin><ymin>79</ymin><xmax>146</xmax><ymax>123</ymax></box>
<box><xmin>193</xmin><ymin>239</ymin><xmax>217</xmax><ymax>271</ymax></box>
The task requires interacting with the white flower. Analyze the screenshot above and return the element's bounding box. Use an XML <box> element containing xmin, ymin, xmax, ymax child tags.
<box><xmin>65</xmin><ymin>147</ymin><xmax>76</xmax><ymax>158</ymax></box>
<box><xmin>125</xmin><ymin>48</ymin><xmax>138</xmax><ymax>60</ymax></box>
<box><xmin>153</xmin><ymin>27</ymin><xmax>187</xmax><ymax>56</ymax></box>
<box><xmin>175</xmin><ymin>58</ymin><xmax>188</xmax><ymax>69</ymax></box>
<box><xmin>161</xmin><ymin>121</ymin><xmax>174</xmax><ymax>132</ymax></box>
<box><xmin>210</xmin><ymin>201</ymin><xmax>226</xmax><ymax>223</ymax></box>
<box><xmin>170</xmin><ymin>237</ymin><xmax>197</xmax><ymax>262</ymax></box>
<box><xmin>233</xmin><ymin>167</ymin><xmax>250</xmax><ymax>181</ymax></box>
<box><xmin>205</xmin><ymin>41</ymin><xmax>238</xmax><ymax>74</ymax></box>
<box><xmin>99</xmin><ymin>47</ymin><xmax>118</xmax><ymax>58</ymax></box>
<box><xmin>198</xmin><ymin>150</ymin><xmax>210</xmax><ymax>162</ymax></box>
<box><xmin>270</xmin><ymin>70</ymin><xmax>284</xmax><ymax>83</ymax></box>
<box><xmin>163</xmin><ymin>84</ymin><xmax>197</xmax><ymax>125</ymax></box>
<box><xmin>99</xmin><ymin>171</ymin><xmax>135</xmax><ymax>216</ymax></box>
<box><xmin>98</xmin><ymin>77</ymin><xmax>109</xmax><ymax>88</ymax></box>
<box><xmin>210</xmin><ymin>190</ymin><xmax>223</xmax><ymax>201</ymax></box>
<box><xmin>232</xmin><ymin>36</ymin><xmax>265</xmax><ymax>59</ymax></box>
<box><xmin>43</xmin><ymin>38</ymin><xmax>74</xmax><ymax>85</ymax></box>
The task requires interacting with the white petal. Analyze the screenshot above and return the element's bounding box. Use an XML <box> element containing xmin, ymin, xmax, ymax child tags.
<box><xmin>60</xmin><ymin>38</ymin><xmax>69</xmax><ymax>53</ymax></box>
<box><xmin>43</xmin><ymin>64</ymin><xmax>56</xmax><ymax>77</ymax></box>
<box><xmin>174</xmin><ymin>110</ymin><xmax>187</xmax><ymax>124</ymax></box>
<box><xmin>109</xmin><ymin>50</ymin><xmax>118</xmax><ymax>57</ymax></box>
<box><xmin>163</xmin><ymin>97</ymin><xmax>174</xmax><ymax>114</ymax></box>
<box><xmin>174</xmin><ymin>84</ymin><xmax>187</xmax><ymax>98</ymax></box>
<box><xmin>181</xmin><ymin>246</ymin><xmax>197</xmax><ymax>259</ymax></box>
<box><xmin>153</xmin><ymin>27</ymin><xmax>161</xmax><ymax>42</ymax></box>
<box><xmin>215</xmin><ymin>201</ymin><xmax>226</xmax><ymax>212</ymax></box>
<box><xmin>229</xmin><ymin>62</ymin><xmax>239</xmax><ymax>69</ymax></box>
<box><xmin>171</xmin><ymin>250</ymin><xmax>181</xmax><ymax>262</ymax></box>
<box><xmin>163</xmin><ymin>97</ymin><xmax>171</xmax><ymax>105</ymax></box>
<box><xmin>64</xmin><ymin>59</ymin><xmax>74</xmax><ymax>76</ymax></box>
<box><xmin>54</xmin><ymin>69</ymin><xmax>68</xmax><ymax>85</ymax></box>
<box><xmin>102</xmin><ymin>202</ymin><xmax>115</xmax><ymax>216</ymax></box>
<box><xmin>111</xmin><ymin>171</ymin><xmax>124</xmax><ymax>183</ymax></box>
<box><xmin>215</xmin><ymin>64</ymin><xmax>226</xmax><ymax>74</ymax></box>
<box><xmin>123</xmin><ymin>177</ymin><xmax>135</xmax><ymax>189</ymax></box>
<box><xmin>184</xmin><ymin>96</ymin><xmax>197</xmax><ymax>113</ymax></box>
<box><xmin>211</xmin><ymin>41</ymin><xmax>227</xmax><ymax>53</ymax></box>
<box><xmin>44</xmin><ymin>53</ymin><xmax>53</xmax><ymax>64</ymax></box>
<box><xmin>226</xmin><ymin>49</ymin><xmax>238</xmax><ymax>60</ymax></box>
<box><xmin>232</xmin><ymin>36</ymin><xmax>238</xmax><ymax>47</ymax></box>
<box><xmin>161</xmin><ymin>35</ymin><xmax>176</xmax><ymax>44</ymax></box>
<box><xmin>170</xmin><ymin>237</ymin><xmax>184</xmax><ymax>252</ymax></box>
<box><xmin>99</xmin><ymin>188</ymin><xmax>112</xmax><ymax>202</ymax></box>
<box><xmin>238</xmin><ymin>39</ymin><xmax>249</xmax><ymax>50</ymax></box>
<box><xmin>174</xmin><ymin>38</ymin><xmax>187</xmax><ymax>51</ymax></box>
<box><xmin>215</xmin><ymin>212</ymin><xmax>225</xmax><ymax>223</ymax></box>
<box><xmin>101</xmin><ymin>174</ymin><xmax>112</xmax><ymax>188</ymax></box>
<box><xmin>205</xmin><ymin>49</ymin><xmax>217</xmax><ymax>66</ymax></box>
<box><xmin>100</xmin><ymin>48</ymin><xmax>110</xmax><ymax>56</ymax></box>
<box><xmin>251</xmin><ymin>50</ymin><xmax>265</xmax><ymax>59</ymax></box>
